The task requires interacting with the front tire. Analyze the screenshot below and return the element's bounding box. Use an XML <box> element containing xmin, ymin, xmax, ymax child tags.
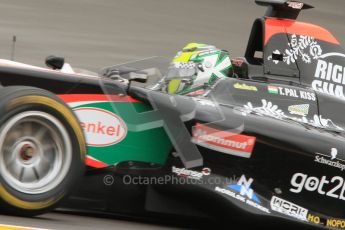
<box><xmin>0</xmin><ymin>86</ymin><xmax>86</xmax><ymax>216</ymax></box>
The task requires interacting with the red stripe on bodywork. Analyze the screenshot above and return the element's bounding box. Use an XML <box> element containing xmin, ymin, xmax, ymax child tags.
<box><xmin>265</xmin><ymin>18</ymin><xmax>340</xmax><ymax>45</ymax></box>
<box><xmin>58</xmin><ymin>94</ymin><xmax>140</xmax><ymax>103</ymax></box>
<box><xmin>86</xmin><ymin>156</ymin><xmax>109</xmax><ymax>168</ymax></box>
<box><xmin>192</xmin><ymin>123</ymin><xmax>256</xmax><ymax>156</ymax></box>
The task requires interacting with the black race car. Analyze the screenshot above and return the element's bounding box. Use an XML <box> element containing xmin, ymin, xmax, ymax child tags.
<box><xmin>0</xmin><ymin>0</ymin><xmax>343</xmax><ymax>229</ymax></box>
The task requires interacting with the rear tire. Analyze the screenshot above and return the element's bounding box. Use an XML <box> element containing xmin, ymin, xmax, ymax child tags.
<box><xmin>0</xmin><ymin>86</ymin><xmax>86</xmax><ymax>216</ymax></box>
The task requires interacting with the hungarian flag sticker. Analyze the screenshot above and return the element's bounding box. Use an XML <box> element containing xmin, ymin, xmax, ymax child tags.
<box><xmin>268</xmin><ymin>85</ymin><xmax>279</xmax><ymax>94</ymax></box>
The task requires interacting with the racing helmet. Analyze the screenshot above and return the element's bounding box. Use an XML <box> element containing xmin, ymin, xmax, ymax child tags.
<box><xmin>166</xmin><ymin>43</ymin><xmax>233</xmax><ymax>96</ymax></box>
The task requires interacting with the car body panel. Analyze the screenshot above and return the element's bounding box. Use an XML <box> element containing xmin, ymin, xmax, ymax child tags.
<box><xmin>2</xmin><ymin>0</ymin><xmax>345</xmax><ymax>228</ymax></box>
<box><xmin>58</xmin><ymin>94</ymin><xmax>172</xmax><ymax>167</ymax></box>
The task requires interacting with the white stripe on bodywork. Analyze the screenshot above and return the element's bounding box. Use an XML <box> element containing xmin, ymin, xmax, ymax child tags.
<box><xmin>319</xmin><ymin>52</ymin><xmax>345</xmax><ymax>59</ymax></box>
<box><xmin>67</xmin><ymin>101</ymin><xmax>109</xmax><ymax>108</ymax></box>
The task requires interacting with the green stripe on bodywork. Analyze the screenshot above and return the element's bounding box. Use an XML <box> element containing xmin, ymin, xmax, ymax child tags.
<box><xmin>74</xmin><ymin>101</ymin><xmax>172</xmax><ymax>166</ymax></box>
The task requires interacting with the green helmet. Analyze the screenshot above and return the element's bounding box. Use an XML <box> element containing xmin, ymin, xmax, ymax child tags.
<box><xmin>166</xmin><ymin>43</ymin><xmax>233</xmax><ymax>96</ymax></box>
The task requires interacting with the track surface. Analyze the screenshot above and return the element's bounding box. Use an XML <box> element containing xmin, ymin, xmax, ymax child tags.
<box><xmin>0</xmin><ymin>0</ymin><xmax>344</xmax><ymax>71</ymax></box>
<box><xmin>0</xmin><ymin>0</ymin><xmax>343</xmax><ymax>229</ymax></box>
<box><xmin>0</xmin><ymin>212</ymin><xmax>183</xmax><ymax>230</ymax></box>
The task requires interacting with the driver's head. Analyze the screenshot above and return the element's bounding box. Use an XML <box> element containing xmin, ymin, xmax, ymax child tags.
<box><xmin>166</xmin><ymin>43</ymin><xmax>233</xmax><ymax>96</ymax></box>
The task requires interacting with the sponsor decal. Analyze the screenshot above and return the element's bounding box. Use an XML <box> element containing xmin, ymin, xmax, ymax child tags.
<box><xmin>233</xmin><ymin>83</ymin><xmax>258</xmax><ymax>91</ymax></box>
<box><xmin>172</xmin><ymin>166</ymin><xmax>211</xmax><ymax>180</ymax></box>
<box><xmin>267</xmin><ymin>85</ymin><xmax>316</xmax><ymax>101</ymax></box>
<box><xmin>315</xmin><ymin>148</ymin><xmax>345</xmax><ymax>171</ymax></box>
<box><xmin>308</xmin><ymin>213</ymin><xmax>345</xmax><ymax>229</ymax></box>
<box><xmin>312</xmin><ymin>59</ymin><xmax>345</xmax><ymax>98</ymax></box>
<box><xmin>287</xmin><ymin>1</ymin><xmax>304</xmax><ymax>9</ymax></box>
<box><xmin>308</xmin><ymin>213</ymin><xmax>322</xmax><ymax>225</ymax></box>
<box><xmin>215</xmin><ymin>175</ymin><xmax>270</xmax><ymax>213</ymax></box>
<box><xmin>327</xmin><ymin>218</ymin><xmax>345</xmax><ymax>229</ymax></box>
<box><xmin>192</xmin><ymin>123</ymin><xmax>256</xmax><ymax>158</ymax></box>
<box><xmin>74</xmin><ymin>107</ymin><xmax>127</xmax><ymax>147</ymax></box>
<box><xmin>290</xmin><ymin>173</ymin><xmax>345</xmax><ymax>201</ymax></box>
<box><xmin>266</xmin><ymin>33</ymin><xmax>345</xmax><ymax>100</ymax></box>
<box><xmin>242</xmin><ymin>99</ymin><xmax>286</xmax><ymax>118</ymax></box>
<box><xmin>242</xmin><ymin>100</ymin><xmax>343</xmax><ymax>130</ymax></box>
<box><xmin>288</xmin><ymin>104</ymin><xmax>309</xmax><ymax>116</ymax></box>
<box><xmin>267</xmin><ymin>35</ymin><xmax>322</xmax><ymax>65</ymax></box>
<box><xmin>270</xmin><ymin>196</ymin><xmax>308</xmax><ymax>221</ymax></box>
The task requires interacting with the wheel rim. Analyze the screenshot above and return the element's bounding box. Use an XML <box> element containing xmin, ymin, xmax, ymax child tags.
<box><xmin>0</xmin><ymin>111</ymin><xmax>72</xmax><ymax>194</ymax></box>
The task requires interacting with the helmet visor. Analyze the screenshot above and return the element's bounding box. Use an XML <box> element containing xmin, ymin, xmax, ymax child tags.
<box><xmin>166</xmin><ymin>65</ymin><xmax>196</xmax><ymax>94</ymax></box>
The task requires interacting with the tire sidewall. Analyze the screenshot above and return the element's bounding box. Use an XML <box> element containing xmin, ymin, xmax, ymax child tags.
<box><xmin>0</xmin><ymin>86</ymin><xmax>86</xmax><ymax>214</ymax></box>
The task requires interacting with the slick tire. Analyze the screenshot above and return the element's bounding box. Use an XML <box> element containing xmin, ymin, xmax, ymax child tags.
<box><xmin>0</xmin><ymin>86</ymin><xmax>86</xmax><ymax>216</ymax></box>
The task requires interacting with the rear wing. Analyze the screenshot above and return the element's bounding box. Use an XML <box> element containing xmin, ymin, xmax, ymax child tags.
<box><xmin>255</xmin><ymin>0</ymin><xmax>313</xmax><ymax>20</ymax></box>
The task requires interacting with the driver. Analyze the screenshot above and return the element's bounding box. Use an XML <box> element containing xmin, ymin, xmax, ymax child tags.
<box><xmin>159</xmin><ymin>43</ymin><xmax>234</xmax><ymax>96</ymax></box>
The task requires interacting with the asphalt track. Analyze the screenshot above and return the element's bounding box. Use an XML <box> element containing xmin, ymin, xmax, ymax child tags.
<box><xmin>0</xmin><ymin>212</ymin><xmax>187</xmax><ymax>230</ymax></box>
<box><xmin>0</xmin><ymin>0</ymin><xmax>344</xmax><ymax>229</ymax></box>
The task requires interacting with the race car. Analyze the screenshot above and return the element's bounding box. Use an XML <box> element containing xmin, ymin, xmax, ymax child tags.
<box><xmin>0</xmin><ymin>0</ymin><xmax>344</xmax><ymax>229</ymax></box>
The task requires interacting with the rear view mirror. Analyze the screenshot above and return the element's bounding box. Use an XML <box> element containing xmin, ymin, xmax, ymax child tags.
<box><xmin>129</xmin><ymin>72</ymin><xmax>148</xmax><ymax>83</ymax></box>
<box><xmin>45</xmin><ymin>55</ymin><xmax>65</xmax><ymax>70</ymax></box>
<box><xmin>127</xmin><ymin>71</ymin><xmax>148</xmax><ymax>93</ymax></box>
